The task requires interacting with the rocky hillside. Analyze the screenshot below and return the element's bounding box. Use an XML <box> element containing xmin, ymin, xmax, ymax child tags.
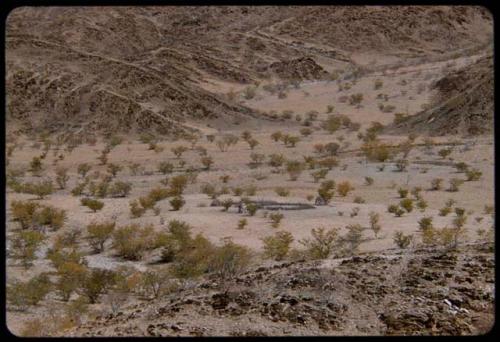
<box><xmin>5</xmin><ymin>6</ymin><xmax>492</xmax><ymax>137</ymax></box>
<box><xmin>67</xmin><ymin>242</ymin><xmax>494</xmax><ymax>336</ymax></box>
<box><xmin>387</xmin><ymin>55</ymin><xmax>493</xmax><ymax>136</ymax></box>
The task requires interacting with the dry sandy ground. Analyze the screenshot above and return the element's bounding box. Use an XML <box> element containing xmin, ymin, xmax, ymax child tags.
<box><xmin>5</xmin><ymin>52</ymin><xmax>494</xmax><ymax>335</ymax></box>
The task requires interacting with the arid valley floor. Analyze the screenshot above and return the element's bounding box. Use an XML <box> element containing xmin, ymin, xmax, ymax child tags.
<box><xmin>5</xmin><ymin>6</ymin><xmax>495</xmax><ymax>336</ymax></box>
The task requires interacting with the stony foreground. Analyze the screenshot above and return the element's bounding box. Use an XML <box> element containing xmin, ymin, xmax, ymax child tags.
<box><xmin>68</xmin><ymin>242</ymin><xmax>494</xmax><ymax>336</ymax></box>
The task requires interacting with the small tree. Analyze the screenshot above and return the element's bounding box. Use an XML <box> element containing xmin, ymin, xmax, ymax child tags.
<box><xmin>81</xmin><ymin>198</ymin><xmax>104</xmax><ymax>212</ymax></box>
<box><xmin>299</xmin><ymin>227</ymin><xmax>339</xmax><ymax>259</ymax></box>
<box><xmin>269</xmin><ymin>212</ymin><xmax>284</xmax><ymax>228</ymax></box>
<box><xmin>337</xmin><ymin>181</ymin><xmax>354</xmax><ymax>197</ymax></box>
<box><xmin>158</xmin><ymin>161</ymin><xmax>174</xmax><ymax>175</ymax></box>
<box><xmin>237</xmin><ymin>218</ymin><xmax>248</xmax><ymax>230</ymax></box>
<box><xmin>393</xmin><ymin>231</ymin><xmax>413</xmax><ymax>249</ymax></box>
<box><xmin>201</xmin><ymin>156</ymin><xmax>214</xmax><ymax>170</ymax></box>
<box><xmin>87</xmin><ymin>221</ymin><xmax>116</xmax><ymax>253</ymax></box>
<box><xmin>80</xmin><ymin>268</ymin><xmax>116</xmax><ymax>304</ymax></box>
<box><xmin>369</xmin><ymin>212</ymin><xmax>381</xmax><ymax>238</ymax></box>
<box><xmin>286</xmin><ymin>160</ymin><xmax>304</xmax><ymax>181</ymax></box>
<box><xmin>55</xmin><ymin>167</ymin><xmax>70</xmax><ymax>189</ymax></box>
<box><xmin>11</xmin><ymin>230</ymin><xmax>46</xmax><ymax>268</ymax></box>
<box><xmin>247</xmin><ymin>138</ymin><xmax>259</xmax><ymax>150</ymax></box>
<box><xmin>400</xmin><ymin>198</ymin><xmax>414</xmax><ymax>213</ymax></box>
<box><xmin>318</xmin><ymin>180</ymin><xmax>336</xmax><ymax>204</ymax></box>
<box><xmin>246</xmin><ymin>203</ymin><xmax>258</xmax><ymax>216</ymax></box>
<box><xmin>431</xmin><ymin>178</ymin><xmax>443</xmax><ymax>191</ymax></box>
<box><xmin>172</xmin><ymin>146</ymin><xmax>188</xmax><ymax>158</ymax></box>
<box><xmin>262</xmin><ymin>230</ymin><xmax>295</xmax><ymax>261</ymax></box>
<box><xmin>170</xmin><ymin>196</ymin><xmax>185</xmax><ymax>211</ymax></box>
<box><xmin>107</xmin><ymin>163</ymin><xmax>122</xmax><ymax>177</ymax></box>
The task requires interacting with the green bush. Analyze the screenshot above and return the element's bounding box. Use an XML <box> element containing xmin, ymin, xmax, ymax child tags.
<box><xmin>262</xmin><ymin>231</ymin><xmax>294</xmax><ymax>261</ymax></box>
<box><xmin>55</xmin><ymin>167</ymin><xmax>70</xmax><ymax>189</ymax></box>
<box><xmin>337</xmin><ymin>181</ymin><xmax>354</xmax><ymax>197</ymax></box>
<box><xmin>112</xmin><ymin>224</ymin><xmax>157</xmax><ymax>260</ymax></box>
<box><xmin>399</xmin><ymin>198</ymin><xmax>414</xmax><ymax>213</ymax></box>
<box><xmin>170</xmin><ymin>196</ymin><xmax>185</xmax><ymax>211</ymax></box>
<box><xmin>81</xmin><ymin>198</ymin><xmax>104</xmax><ymax>212</ymax></box>
<box><xmin>465</xmin><ymin>168</ymin><xmax>482</xmax><ymax>181</ymax></box>
<box><xmin>87</xmin><ymin>221</ymin><xmax>116</xmax><ymax>253</ymax></box>
<box><xmin>269</xmin><ymin>212</ymin><xmax>284</xmax><ymax>228</ymax></box>
<box><xmin>286</xmin><ymin>160</ymin><xmax>304</xmax><ymax>181</ymax></box>
<box><xmin>393</xmin><ymin>231</ymin><xmax>413</xmax><ymax>249</ymax></box>
<box><xmin>11</xmin><ymin>230</ymin><xmax>46</xmax><ymax>268</ymax></box>
<box><xmin>318</xmin><ymin>180</ymin><xmax>336</xmax><ymax>204</ymax></box>
<box><xmin>80</xmin><ymin>268</ymin><xmax>116</xmax><ymax>304</ymax></box>
<box><xmin>207</xmin><ymin>239</ymin><xmax>252</xmax><ymax>281</ymax></box>
<box><xmin>299</xmin><ymin>227</ymin><xmax>339</xmax><ymax>259</ymax></box>
<box><xmin>35</xmin><ymin>205</ymin><xmax>66</xmax><ymax>230</ymax></box>
<box><xmin>7</xmin><ymin>273</ymin><xmax>52</xmax><ymax>310</ymax></box>
<box><xmin>158</xmin><ymin>161</ymin><xmax>174</xmax><ymax>175</ymax></box>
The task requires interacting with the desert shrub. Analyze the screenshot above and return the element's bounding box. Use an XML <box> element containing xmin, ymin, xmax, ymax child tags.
<box><xmin>268</xmin><ymin>153</ymin><xmax>285</xmax><ymax>171</ymax></box>
<box><xmin>87</xmin><ymin>221</ymin><xmax>116</xmax><ymax>253</ymax></box>
<box><xmin>11</xmin><ymin>230</ymin><xmax>46</xmax><ymax>268</ymax></box>
<box><xmin>97</xmin><ymin>150</ymin><xmax>109</xmax><ymax>165</ymax></box>
<box><xmin>79</xmin><ymin>268</ymin><xmax>116</xmax><ymax>304</ymax></box>
<box><xmin>23</xmin><ymin>180</ymin><xmax>54</xmax><ymax>199</ymax></box>
<box><xmin>106</xmin><ymin>163</ymin><xmax>122</xmax><ymax>178</ymax></box>
<box><xmin>411</xmin><ymin>186</ymin><xmax>422</xmax><ymax>200</ymax></box>
<box><xmin>393</xmin><ymin>231</ymin><xmax>413</xmax><ymax>249</ymax></box>
<box><xmin>54</xmin><ymin>261</ymin><xmax>87</xmax><ymax>302</ymax></box>
<box><xmin>129</xmin><ymin>200</ymin><xmax>146</xmax><ymax>218</ymax></box>
<box><xmin>168</xmin><ymin>174</ymin><xmax>188</xmax><ymax>196</ymax></box>
<box><xmin>369</xmin><ymin>212</ymin><xmax>382</xmax><ymax>238</ymax></box>
<box><xmin>388</xmin><ymin>204</ymin><xmax>405</xmax><ymax>217</ymax></box>
<box><xmin>275</xmin><ymin>187</ymin><xmax>290</xmax><ymax>197</ymax></box>
<box><xmin>107</xmin><ymin>181</ymin><xmax>132</xmax><ymax>198</ymax></box>
<box><xmin>394</xmin><ymin>159</ymin><xmax>409</xmax><ymax>172</ymax></box>
<box><xmin>246</xmin><ymin>203</ymin><xmax>258</xmax><ymax>216</ymax></box>
<box><xmin>324</xmin><ymin>142</ymin><xmax>340</xmax><ymax>156</ymax></box>
<box><xmin>317</xmin><ymin>180</ymin><xmax>336</xmax><ymax>204</ymax></box>
<box><xmin>29</xmin><ymin>156</ymin><xmax>43</xmax><ymax>175</ymax></box>
<box><xmin>139</xmin><ymin>269</ymin><xmax>173</xmax><ymax>299</ymax></box>
<box><xmin>10</xmin><ymin>200</ymin><xmax>39</xmax><ymax>229</ymax></box>
<box><xmin>170</xmin><ymin>196</ymin><xmax>185</xmax><ymax>211</ymax></box>
<box><xmin>247</xmin><ymin>138</ymin><xmax>259</xmax><ymax>150</ymax></box>
<box><xmin>221</xmin><ymin>198</ymin><xmax>234</xmax><ymax>211</ymax></box>
<box><xmin>311</xmin><ymin>169</ymin><xmax>328</xmax><ymax>183</ymax></box>
<box><xmin>364</xmin><ymin>177</ymin><xmax>374</xmax><ymax>186</ymax></box>
<box><xmin>249</xmin><ymin>152</ymin><xmax>265</xmax><ymax>167</ymax></box>
<box><xmin>438</xmin><ymin>148</ymin><xmax>452</xmax><ymax>159</ymax></box>
<box><xmin>300</xmin><ymin>128</ymin><xmax>313</xmax><ymax>137</ymax></box>
<box><xmin>398</xmin><ymin>187</ymin><xmax>409</xmax><ymax>198</ymax></box>
<box><xmin>418</xmin><ymin>217</ymin><xmax>434</xmax><ymax>231</ymax></box>
<box><xmin>237</xmin><ymin>218</ymin><xmax>248</xmax><ymax>230</ymax></box>
<box><xmin>454</xmin><ymin>162</ymin><xmax>469</xmax><ymax>173</ymax></box>
<box><xmin>158</xmin><ymin>161</ymin><xmax>174</xmax><ymax>175</ymax></box>
<box><xmin>7</xmin><ymin>273</ymin><xmax>52</xmax><ymax>310</ymax></box>
<box><xmin>341</xmin><ymin>224</ymin><xmax>364</xmax><ymax>255</ymax></box>
<box><xmin>232</xmin><ymin>187</ymin><xmax>243</xmax><ymax>196</ymax></box>
<box><xmin>206</xmin><ymin>134</ymin><xmax>215</xmax><ymax>143</ymax></box>
<box><xmin>322</xmin><ymin>115</ymin><xmax>342</xmax><ymax>134</ymax></box>
<box><xmin>269</xmin><ymin>212</ymin><xmax>284</xmax><ymax>228</ymax></box>
<box><xmin>271</xmin><ymin>131</ymin><xmax>283</xmax><ymax>142</ymax></box>
<box><xmin>220</xmin><ymin>175</ymin><xmax>231</xmax><ymax>184</ymax></box>
<box><xmin>201</xmin><ymin>183</ymin><xmax>218</xmax><ymax>199</ymax></box>
<box><xmin>448</xmin><ymin>178</ymin><xmax>464</xmax><ymax>192</ymax></box>
<box><xmin>353</xmin><ymin>196</ymin><xmax>365</xmax><ymax>204</ymax></box>
<box><xmin>207</xmin><ymin>238</ymin><xmax>252</xmax><ymax>281</ymax></box>
<box><xmin>439</xmin><ymin>205</ymin><xmax>452</xmax><ymax>216</ymax></box>
<box><xmin>244</xmin><ymin>184</ymin><xmax>257</xmax><ymax>196</ymax></box>
<box><xmin>262</xmin><ymin>231</ymin><xmax>294</xmax><ymax>261</ymax></box>
<box><xmin>172</xmin><ymin>146</ymin><xmax>188</xmax><ymax>158</ymax></box>
<box><xmin>81</xmin><ymin>198</ymin><xmax>104</xmax><ymax>212</ymax></box>
<box><xmin>170</xmin><ymin>233</ymin><xmax>215</xmax><ymax>278</ymax></box>
<box><xmin>112</xmin><ymin>224</ymin><xmax>157</xmax><ymax>260</ymax></box>
<box><xmin>200</xmin><ymin>156</ymin><xmax>214</xmax><ymax>170</ymax></box>
<box><xmin>349</xmin><ymin>93</ymin><xmax>363</xmax><ymax>106</ymax></box>
<box><xmin>431</xmin><ymin>178</ymin><xmax>443</xmax><ymax>191</ymax></box>
<box><xmin>299</xmin><ymin>227</ymin><xmax>338</xmax><ymax>260</ymax></box>
<box><xmin>35</xmin><ymin>205</ymin><xmax>66</xmax><ymax>230</ymax></box>
<box><xmin>350</xmin><ymin>207</ymin><xmax>360</xmax><ymax>217</ymax></box>
<box><xmin>55</xmin><ymin>167</ymin><xmax>70</xmax><ymax>189</ymax></box>
<box><xmin>317</xmin><ymin>157</ymin><xmax>339</xmax><ymax>170</ymax></box>
<box><xmin>416</xmin><ymin>198</ymin><xmax>428</xmax><ymax>211</ymax></box>
<box><xmin>465</xmin><ymin>168</ymin><xmax>482</xmax><ymax>181</ymax></box>
<box><xmin>337</xmin><ymin>181</ymin><xmax>354</xmax><ymax>197</ymax></box>
<box><xmin>484</xmin><ymin>205</ymin><xmax>495</xmax><ymax>215</ymax></box>
<box><xmin>243</xmin><ymin>85</ymin><xmax>257</xmax><ymax>99</ymax></box>
<box><xmin>285</xmin><ymin>160</ymin><xmax>304</xmax><ymax>181</ymax></box>
<box><xmin>374</xmin><ymin>79</ymin><xmax>383</xmax><ymax>90</ymax></box>
<box><xmin>361</xmin><ymin>141</ymin><xmax>392</xmax><ymax>162</ymax></box>
<box><xmin>400</xmin><ymin>198</ymin><xmax>414</xmax><ymax>213</ymax></box>
<box><xmin>283</xmin><ymin>135</ymin><xmax>300</xmax><ymax>147</ymax></box>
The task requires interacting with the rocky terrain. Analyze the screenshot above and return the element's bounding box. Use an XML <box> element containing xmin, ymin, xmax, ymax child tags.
<box><xmin>5</xmin><ymin>5</ymin><xmax>495</xmax><ymax>338</ymax></box>
<box><xmin>67</xmin><ymin>242</ymin><xmax>494</xmax><ymax>336</ymax></box>
<box><xmin>6</xmin><ymin>6</ymin><xmax>493</xmax><ymax>137</ymax></box>
<box><xmin>387</xmin><ymin>55</ymin><xmax>494</xmax><ymax>136</ymax></box>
